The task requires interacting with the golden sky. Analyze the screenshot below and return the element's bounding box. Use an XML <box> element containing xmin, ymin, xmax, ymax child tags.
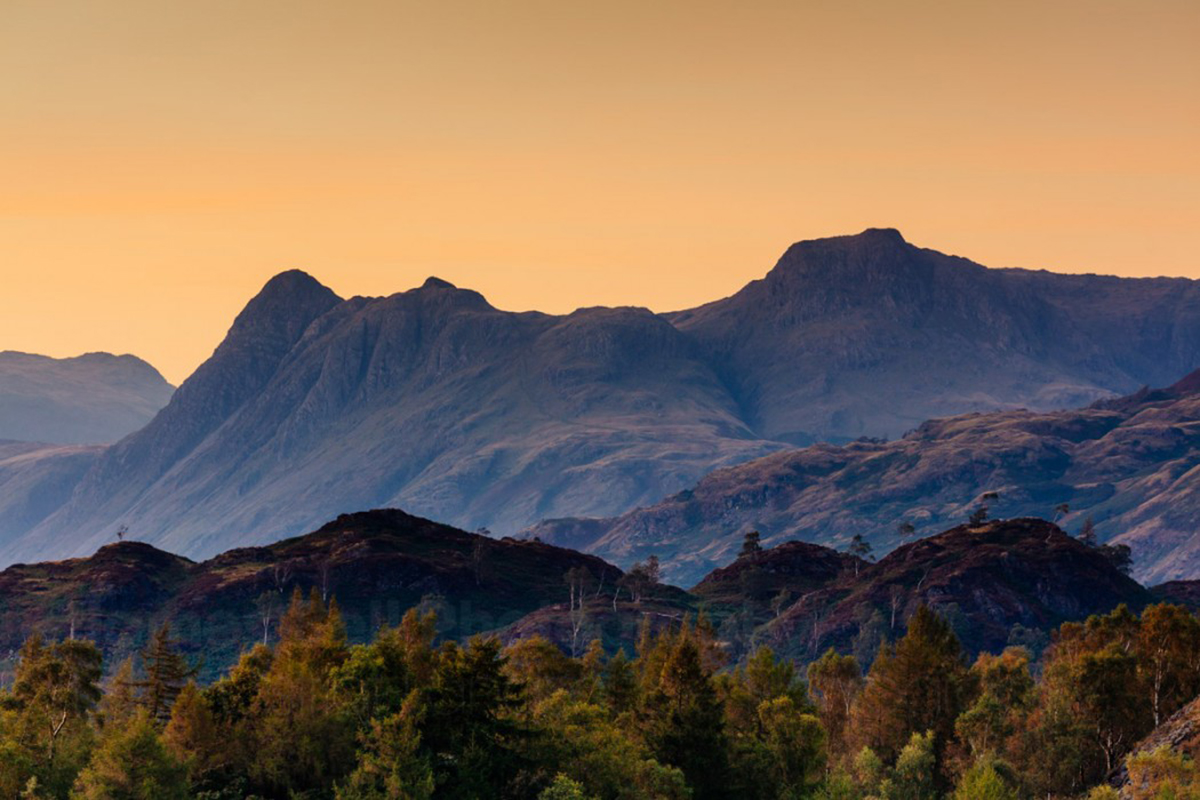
<box><xmin>2</xmin><ymin>0</ymin><xmax>1197</xmax><ymax>384</ymax></box>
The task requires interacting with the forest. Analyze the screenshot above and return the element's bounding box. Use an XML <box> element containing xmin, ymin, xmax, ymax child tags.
<box><xmin>2</xmin><ymin>589</ymin><xmax>1199</xmax><ymax>800</ymax></box>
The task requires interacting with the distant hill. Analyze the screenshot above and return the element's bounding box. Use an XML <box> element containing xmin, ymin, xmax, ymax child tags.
<box><xmin>3</xmin><ymin>229</ymin><xmax>1200</xmax><ymax>566</ymax></box>
<box><xmin>529</xmin><ymin>370</ymin><xmax>1200</xmax><ymax>586</ymax></box>
<box><xmin>0</xmin><ymin>351</ymin><xmax>173</xmax><ymax>444</ymax></box>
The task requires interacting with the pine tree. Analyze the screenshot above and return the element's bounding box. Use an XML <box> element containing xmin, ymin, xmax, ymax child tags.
<box><xmin>421</xmin><ymin>636</ymin><xmax>532</xmax><ymax>799</ymax></box>
<box><xmin>642</xmin><ymin>632</ymin><xmax>730</xmax><ymax>800</ymax></box>
<box><xmin>133</xmin><ymin>623</ymin><xmax>196</xmax><ymax>725</ymax></box>
<box><xmin>1078</xmin><ymin>516</ymin><xmax>1098</xmax><ymax>547</ymax></box>
<box><xmin>849</xmin><ymin>605</ymin><xmax>969</xmax><ymax>765</ymax></box>
<box><xmin>738</xmin><ymin>531</ymin><xmax>763</xmax><ymax>559</ymax></box>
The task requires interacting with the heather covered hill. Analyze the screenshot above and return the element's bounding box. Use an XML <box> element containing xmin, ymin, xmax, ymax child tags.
<box><xmin>690</xmin><ymin>539</ymin><xmax>858</xmax><ymax>609</ymax></box>
<box><xmin>0</xmin><ymin>510</ymin><xmax>1161</xmax><ymax>684</ymax></box>
<box><xmin>530</xmin><ymin>370</ymin><xmax>1200</xmax><ymax>585</ymax></box>
<box><xmin>765</xmin><ymin>518</ymin><xmax>1152</xmax><ymax>662</ymax></box>
<box><xmin>0</xmin><ymin>351</ymin><xmax>173</xmax><ymax>444</ymax></box>
<box><xmin>0</xmin><ymin>509</ymin><xmax>626</xmax><ymax>680</ymax></box>
<box><xmin>4</xmin><ymin>230</ymin><xmax>1200</xmax><ymax>566</ymax></box>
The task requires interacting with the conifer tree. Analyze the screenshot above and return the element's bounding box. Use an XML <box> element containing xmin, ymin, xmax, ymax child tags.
<box><xmin>133</xmin><ymin>623</ymin><xmax>196</xmax><ymax>725</ymax></box>
<box><xmin>849</xmin><ymin>605</ymin><xmax>969</xmax><ymax>766</ymax></box>
<box><xmin>642</xmin><ymin>631</ymin><xmax>730</xmax><ymax>800</ymax></box>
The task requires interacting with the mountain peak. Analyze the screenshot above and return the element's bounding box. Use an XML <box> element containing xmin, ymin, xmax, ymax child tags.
<box><xmin>856</xmin><ymin>226</ymin><xmax>906</xmax><ymax>243</ymax></box>
<box><xmin>232</xmin><ymin>271</ymin><xmax>341</xmax><ymax>335</ymax></box>
<box><xmin>421</xmin><ymin>276</ymin><xmax>457</xmax><ymax>290</ymax></box>
<box><xmin>255</xmin><ymin>269</ymin><xmax>336</xmax><ymax>302</ymax></box>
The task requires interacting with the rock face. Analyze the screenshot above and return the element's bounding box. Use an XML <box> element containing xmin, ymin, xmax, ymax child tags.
<box><xmin>1111</xmin><ymin>695</ymin><xmax>1200</xmax><ymax>794</ymax></box>
<box><xmin>3</xmin><ymin>229</ymin><xmax>1200</xmax><ymax>566</ymax></box>
<box><xmin>2</xmin><ymin>272</ymin><xmax>777</xmax><ymax>563</ymax></box>
<box><xmin>0</xmin><ymin>351</ymin><xmax>173</xmax><ymax>444</ymax></box>
<box><xmin>529</xmin><ymin>371</ymin><xmax>1200</xmax><ymax>586</ymax></box>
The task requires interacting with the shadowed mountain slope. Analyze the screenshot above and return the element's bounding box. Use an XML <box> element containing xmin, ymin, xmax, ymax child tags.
<box><xmin>529</xmin><ymin>371</ymin><xmax>1200</xmax><ymax>586</ymax></box>
<box><xmin>3</xmin><ymin>230</ymin><xmax>1200</xmax><ymax>566</ymax></box>
<box><xmin>0</xmin><ymin>351</ymin><xmax>173</xmax><ymax>444</ymax></box>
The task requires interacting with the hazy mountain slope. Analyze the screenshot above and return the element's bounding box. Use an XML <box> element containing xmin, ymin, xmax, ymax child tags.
<box><xmin>0</xmin><ymin>351</ymin><xmax>173</xmax><ymax>444</ymax></box>
<box><xmin>529</xmin><ymin>371</ymin><xmax>1200</xmax><ymax>585</ymax></box>
<box><xmin>0</xmin><ymin>442</ymin><xmax>103</xmax><ymax>538</ymax></box>
<box><xmin>669</xmin><ymin>229</ymin><xmax>1200</xmax><ymax>443</ymax></box>
<box><xmin>6</xmin><ymin>274</ymin><xmax>778</xmax><ymax>563</ymax></box>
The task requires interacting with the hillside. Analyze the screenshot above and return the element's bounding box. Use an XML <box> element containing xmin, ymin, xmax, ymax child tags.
<box><xmin>530</xmin><ymin>370</ymin><xmax>1200</xmax><ymax>586</ymax></box>
<box><xmin>3</xmin><ymin>229</ymin><xmax>1200</xmax><ymax>566</ymax></box>
<box><xmin>0</xmin><ymin>351</ymin><xmax>173</xmax><ymax>444</ymax></box>
<box><xmin>0</xmin><ymin>509</ymin><xmax>626</xmax><ymax>681</ymax></box>
<box><xmin>0</xmin><ymin>510</ymin><xmax>1160</xmax><ymax>687</ymax></box>
<box><xmin>764</xmin><ymin>518</ymin><xmax>1151</xmax><ymax>662</ymax></box>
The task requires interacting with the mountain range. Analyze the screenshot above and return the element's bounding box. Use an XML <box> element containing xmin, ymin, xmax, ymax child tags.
<box><xmin>0</xmin><ymin>351</ymin><xmax>173</xmax><ymax>444</ymax></box>
<box><xmin>2</xmin><ymin>228</ymin><xmax>1199</xmax><ymax>571</ymax></box>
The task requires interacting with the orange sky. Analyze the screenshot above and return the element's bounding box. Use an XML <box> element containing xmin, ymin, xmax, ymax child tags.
<box><xmin>2</xmin><ymin>0</ymin><xmax>1197</xmax><ymax>384</ymax></box>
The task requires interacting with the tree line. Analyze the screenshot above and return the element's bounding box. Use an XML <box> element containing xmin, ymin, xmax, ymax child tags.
<box><xmin>3</xmin><ymin>589</ymin><xmax>1200</xmax><ymax>799</ymax></box>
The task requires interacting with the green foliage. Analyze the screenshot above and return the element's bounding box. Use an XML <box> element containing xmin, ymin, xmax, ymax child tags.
<box><xmin>539</xmin><ymin>774</ymin><xmax>597</xmax><ymax>800</ymax></box>
<box><xmin>808</xmin><ymin>649</ymin><xmax>862</xmax><ymax>757</ymax></box>
<box><xmin>849</xmin><ymin>606</ymin><xmax>970</xmax><ymax>766</ymax></box>
<box><xmin>421</xmin><ymin>636</ymin><xmax>532</xmax><ymax>799</ymax></box>
<box><xmin>884</xmin><ymin>731</ymin><xmax>937</xmax><ymax>800</ymax></box>
<box><xmin>130</xmin><ymin>623</ymin><xmax>197</xmax><ymax>724</ymax></box>
<box><xmin>641</xmin><ymin>627</ymin><xmax>730</xmax><ymax>800</ymax></box>
<box><xmin>1125</xmin><ymin>746</ymin><xmax>1200</xmax><ymax>800</ymax></box>
<box><xmin>70</xmin><ymin>709</ymin><xmax>189</xmax><ymax>800</ymax></box>
<box><xmin>13</xmin><ymin>593</ymin><xmax>1200</xmax><ymax>800</ymax></box>
<box><xmin>950</xmin><ymin>758</ymin><xmax>1018</xmax><ymax>800</ymax></box>
<box><xmin>336</xmin><ymin>691</ymin><xmax>433</xmax><ymax>800</ymax></box>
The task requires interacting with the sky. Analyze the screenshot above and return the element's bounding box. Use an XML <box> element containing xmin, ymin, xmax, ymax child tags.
<box><xmin>1</xmin><ymin>0</ymin><xmax>1197</xmax><ymax>385</ymax></box>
